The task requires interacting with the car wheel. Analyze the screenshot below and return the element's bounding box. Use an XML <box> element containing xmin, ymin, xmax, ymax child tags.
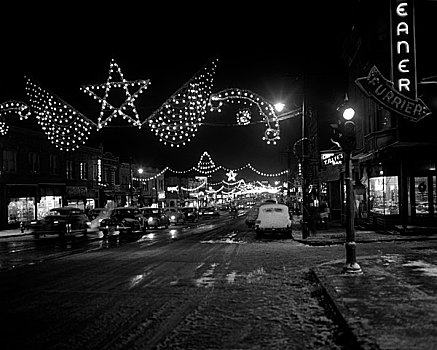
<box><xmin>255</xmin><ymin>230</ymin><xmax>263</xmax><ymax>239</ymax></box>
<box><xmin>102</xmin><ymin>229</ymin><xmax>108</xmax><ymax>236</ymax></box>
<box><xmin>33</xmin><ymin>233</ymin><xmax>40</xmax><ymax>239</ymax></box>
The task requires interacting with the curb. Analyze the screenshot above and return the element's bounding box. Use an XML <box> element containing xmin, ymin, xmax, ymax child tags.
<box><xmin>309</xmin><ymin>268</ymin><xmax>380</xmax><ymax>350</ymax></box>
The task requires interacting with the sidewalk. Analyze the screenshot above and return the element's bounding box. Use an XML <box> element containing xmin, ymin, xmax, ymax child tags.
<box><xmin>293</xmin><ymin>222</ymin><xmax>437</xmax><ymax>349</ymax></box>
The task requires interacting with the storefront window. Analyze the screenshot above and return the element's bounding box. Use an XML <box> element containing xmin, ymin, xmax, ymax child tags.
<box><xmin>37</xmin><ymin>196</ymin><xmax>62</xmax><ymax>219</ymax></box>
<box><xmin>434</xmin><ymin>176</ymin><xmax>437</xmax><ymax>217</ymax></box>
<box><xmin>369</xmin><ymin>176</ymin><xmax>399</xmax><ymax>215</ymax></box>
<box><xmin>415</xmin><ymin>177</ymin><xmax>429</xmax><ymax>215</ymax></box>
<box><xmin>8</xmin><ymin>198</ymin><xmax>36</xmax><ymax>224</ymax></box>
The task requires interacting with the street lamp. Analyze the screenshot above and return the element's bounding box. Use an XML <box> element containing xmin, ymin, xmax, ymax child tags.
<box><xmin>332</xmin><ymin>100</ymin><xmax>362</xmax><ymax>274</ymax></box>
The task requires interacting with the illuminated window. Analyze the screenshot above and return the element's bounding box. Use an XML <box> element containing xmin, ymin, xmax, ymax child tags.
<box><xmin>66</xmin><ymin>160</ymin><xmax>74</xmax><ymax>180</ymax></box>
<box><xmin>369</xmin><ymin>176</ymin><xmax>399</xmax><ymax>215</ymax></box>
<box><xmin>80</xmin><ymin>162</ymin><xmax>88</xmax><ymax>180</ymax></box>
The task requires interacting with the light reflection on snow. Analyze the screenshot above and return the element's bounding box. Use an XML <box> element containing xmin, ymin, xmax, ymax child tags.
<box><xmin>195</xmin><ymin>263</ymin><xmax>218</xmax><ymax>288</ymax></box>
<box><xmin>201</xmin><ymin>232</ymin><xmax>246</xmax><ymax>244</ymax></box>
<box><xmin>128</xmin><ymin>270</ymin><xmax>152</xmax><ymax>289</ymax></box>
<box><xmin>226</xmin><ymin>271</ymin><xmax>237</xmax><ymax>283</ymax></box>
<box><xmin>403</xmin><ymin>260</ymin><xmax>437</xmax><ymax>277</ymax></box>
<box><xmin>169</xmin><ymin>229</ymin><xmax>177</xmax><ymax>239</ymax></box>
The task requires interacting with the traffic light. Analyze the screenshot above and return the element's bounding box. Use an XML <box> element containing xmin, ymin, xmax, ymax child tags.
<box><xmin>330</xmin><ymin>120</ymin><xmax>344</xmax><ymax>146</ymax></box>
<box><xmin>329</xmin><ymin>120</ymin><xmax>356</xmax><ymax>151</ymax></box>
<box><xmin>343</xmin><ymin>120</ymin><xmax>356</xmax><ymax>151</ymax></box>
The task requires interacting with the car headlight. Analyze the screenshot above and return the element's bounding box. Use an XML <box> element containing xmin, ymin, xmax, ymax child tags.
<box><xmin>53</xmin><ymin>220</ymin><xmax>59</xmax><ymax>224</ymax></box>
<box><xmin>171</xmin><ymin>215</ymin><xmax>176</xmax><ymax>220</ymax></box>
<box><xmin>148</xmin><ymin>217</ymin><xmax>154</xmax><ymax>222</ymax></box>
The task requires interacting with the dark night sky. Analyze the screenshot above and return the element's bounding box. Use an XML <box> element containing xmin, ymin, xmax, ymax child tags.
<box><xmin>1</xmin><ymin>1</ymin><xmax>360</xmax><ymax>176</ymax></box>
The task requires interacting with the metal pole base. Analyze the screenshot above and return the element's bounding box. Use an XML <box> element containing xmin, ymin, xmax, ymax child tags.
<box><xmin>342</xmin><ymin>262</ymin><xmax>363</xmax><ymax>275</ymax></box>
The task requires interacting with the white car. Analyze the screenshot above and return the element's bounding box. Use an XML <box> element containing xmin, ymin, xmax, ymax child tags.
<box><xmin>254</xmin><ymin>203</ymin><xmax>292</xmax><ymax>239</ymax></box>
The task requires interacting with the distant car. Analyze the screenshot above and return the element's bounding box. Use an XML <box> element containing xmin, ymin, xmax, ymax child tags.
<box><xmin>254</xmin><ymin>203</ymin><xmax>292</xmax><ymax>239</ymax></box>
<box><xmin>30</xmin><ymin>207</ymin><xmax>91</xmax><ymax>239</ymax></box>
<box><xmin>164</xmin><ymin>207</ymin><xmax>185</xmax><ymax>225</ymax></box>
<box><xmin>87</xmin><ymin>208</ymin><xmax>111</xmax><ymax>233</ymax></box>
<box><xmin>181</xmin><ymin>207</ymin><xmax>199</xmax><ymax>222</ymax></box>
<box><xmin>245</xmin><ymin>206</ymin><xmax>260</xmax><ymax>228</ymax></box>
<box><xmin>99</xmin><ymin>207</ymin><xmax>143</xmax><ymax>236</ymax></box>
<box><xmin>199</xmin><ymin>207</ymin><xmax>220</xmax><ymax>218</ymax></box>
<box><xmin>140</xmin><ymin>207</ymin><xmax>170</xmax><ymax>229</ymax></box>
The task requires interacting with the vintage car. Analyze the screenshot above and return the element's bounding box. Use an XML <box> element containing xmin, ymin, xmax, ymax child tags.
<box><xmin>164</xmin><ymin>207</ymin><xmax>185</xmax><ymax>225</ymax></box>
<box><xmin>99</xmin><ymin>207</ymin><xmax>143</xmax><ymax>236</ymax></box>
<box><xmin>199</xmin><ymin>206</ymin><xmax>220</xmax><ymax>218</ymax></box>
<box><xmin>181</xmin><ymin>207</ymin><xmax>199</xmax><ymax>223</ymax></box>
<box><xmin>140</xmin><ymin>207</ymin><xmax>170</xmax><ymax>229</ymax></box>
<box><xmin>30</xmin><ymin>207</ymin><xmax>91</xmax><ymax>239</ymax></box>
<box><xmin>254</xmin><ymin>203</ymin><xmax>292</xmax><ymax>239</ymax></box>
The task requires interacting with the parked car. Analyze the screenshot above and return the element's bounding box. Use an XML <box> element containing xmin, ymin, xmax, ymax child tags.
<box><xmin>30</xmin><ymin>207</ymin><xmax>91</xmax><ymax>239</ymax></box>
<box><xmin>140</xmin><ymin>207</ymin><xmax>170</xmax><ymax>229</ymax></box>
<box><xmin>87</xmin><ymin>208</ymin><xmax>111</xmax><ymax>233</ymax></box>
<box><xmin>99</xmin><ymin>207</ymin><xmax>143</xmax><ymax>236</ymax></box>
<box><xmin>254</xmin><ymin>203</ymin><xmax>292</xmax><ymax>239</ymax></box>
<box><xmin>245</xmin><ymin>205</ymin><xmax>260</xmax><ymax>228</ymax></box>
<box><xmin>164</xmin><ymin>207</ymin><xmax>185</xmax><ymax>225</ymax></box>
<box><xmin>199</xmin><ymin>207</ymin><xmax>220</xmax><ymax>218</ymax></box>
<box><xmin>181</xmin><ymin>207</ymin><xmax>199</xmax><ymax>222</ymax></box>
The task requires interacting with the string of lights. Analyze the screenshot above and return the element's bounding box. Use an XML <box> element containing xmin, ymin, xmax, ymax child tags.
<box><xmin>132</xmin><ymin>151</ymin><xmax>288</xmax><ymax>183</ymax></box>
<box><xmin>208</xmin><ymin>88</ymin><xmax>281</xmax><ymax>145</ymax></box>
<box><xmin>25</xmin><ymin>78</ymin><xmax>95</xmax><ymax>151</ymax></box>
<box><xmin>0</xmin><ymin>100</ymin><xmax>30</xmax><ymax>135</ymax></box>
<box><xmin>144</xmin><ymin>58</ymin><xmax>219</xmax><ymax>148</ymax></box>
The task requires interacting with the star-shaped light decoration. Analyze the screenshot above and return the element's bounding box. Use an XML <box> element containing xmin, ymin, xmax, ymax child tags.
<box><xmin>81</xmin><ymin>59</ymin><xmax>151</xmax><ymax>130</ymax></box>
<box><xmin>226</xmin><ymin>170</ymin><xmax>238</xmax><ymax>182</ymax></box>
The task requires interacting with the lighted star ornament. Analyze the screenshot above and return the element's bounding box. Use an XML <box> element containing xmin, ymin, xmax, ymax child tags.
<box><xmin>81</xmin><ymin>59</ymin><xmax>151</xmax><ymax>130</ymax></box>
<box><xmin>226</xmin><ymin>170</ymin><xmax>238</xmax><ymax>182</ymax></box>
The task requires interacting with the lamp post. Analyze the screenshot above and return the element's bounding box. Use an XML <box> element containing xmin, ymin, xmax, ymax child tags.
<box><xmin>274</xmin><ymin>82</ymin><xmax>308</xmax><ymax>238</ymax></box>
<box><xmin>333</xmin><ymin>102</ymin><xmax>362</xmax><ymax>274</ymax></box>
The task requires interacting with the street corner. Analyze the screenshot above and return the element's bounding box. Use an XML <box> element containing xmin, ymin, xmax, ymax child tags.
<box><xmin>311</xmin><ymin>252</ymin><xmax>437</xmax><ymax>350</ymax></box>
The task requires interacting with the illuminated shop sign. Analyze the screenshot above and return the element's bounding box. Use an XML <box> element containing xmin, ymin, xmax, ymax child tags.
<box><xmin>321</xmin><ymin>152</ymin><xmax>343</xmax><ymax>166</ymax></box>
<box><xmin>355</xmin><ymin>66</ymin><xmax>430</xmax><ymax>121</ymax></box>
<box><xmin>355</xmin><ymin>0</ymin><xmax>431</xmax><ymax>122</ymax></box>
<box><xmin>390</xmin><ymin>0</ymin><xmax>417</xmax><ymax>99</ymax></box>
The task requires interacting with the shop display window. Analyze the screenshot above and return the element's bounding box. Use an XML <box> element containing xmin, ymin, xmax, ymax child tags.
<box><xmin>434</xmin><ymin>176</ymin><xmax>437</xmax><ymax>217</ymax></box>
<box><xmin>415</xmin><ymin>176</ymin><xmax>429</xmax><ymax>215</ymax></box>
<box><xmin>8</xmin><ymin>198</ymin><xmax>36</xmax><ymax>224</ymax></box>
<box><xmin>369</xmin><ymin>176</ymin><xmax>399</xmax><ymax>215</ymax></box>
<box><xmin>37</xmin><ymin>196</ymin><xmax>62</xmax><ymax>219</ymax></box>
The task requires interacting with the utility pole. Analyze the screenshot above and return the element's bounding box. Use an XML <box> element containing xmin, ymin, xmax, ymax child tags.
<box><xmin>301</xmin><ymin>72</ymin><xmax>309</xmax><ymax>239</ymax></box>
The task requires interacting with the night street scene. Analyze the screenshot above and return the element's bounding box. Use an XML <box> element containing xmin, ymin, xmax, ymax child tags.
<box><xmin>1</xmin><ymin>1</ymin><xmax>437</xmax><ymax>349</ymax></box>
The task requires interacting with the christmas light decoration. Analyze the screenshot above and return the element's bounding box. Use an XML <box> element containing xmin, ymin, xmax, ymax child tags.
<box><xmin>144</xmin><ymin>58</ymin><xmax>219</xmax><ymax>148</ymax></box>
<box><xmin>25</xmin><ymin>78</ymin><xmax>95</xmax><ymax>151</ymax></box>
<box><xmin>226</xmin><ymin>170</ymin><xmax>237</xmax><ymax>182</ymax></box>
<box><xmin>236</xmin><ymin>109</ymin><xmax>251</xmax><ymax>125</ymax></box>
<box><xmin>208</xmin><ymin>88</ymin><xmax>280</xmax><ymax>145</ymax></box>
<box><xmin>195</xmin><ymin>151</ymin><xmax>219</xmax><ymax>174</ymax></box>
<box><xmin>81</xmin><ymin>59</ymin><xmax>151</xmax><ymax>130</ymax></box>
<box><xmin>0</xmin><ymin>100</ymin><xmax>30</xmax><ymax>135</ymax></box>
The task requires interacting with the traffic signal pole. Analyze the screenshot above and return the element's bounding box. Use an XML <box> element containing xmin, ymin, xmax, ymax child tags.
<box><xmin>343</xmin><ymin>149</ymin><xmax>362</xmax><ymax>274</ymax></box>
